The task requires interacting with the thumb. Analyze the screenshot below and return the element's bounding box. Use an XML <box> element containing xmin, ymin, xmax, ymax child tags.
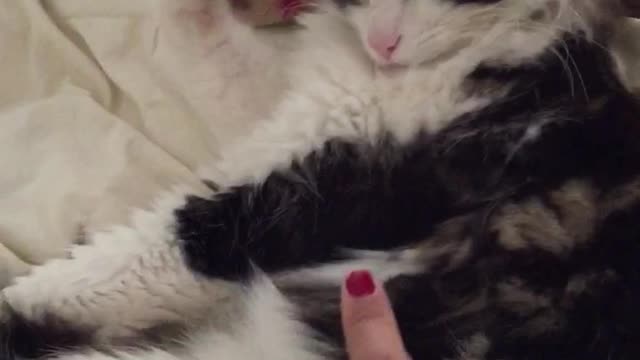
<box><xmin>341</xmin><ymin>270</ymin><xmax>410</xmax><ymax>360</ymax></box>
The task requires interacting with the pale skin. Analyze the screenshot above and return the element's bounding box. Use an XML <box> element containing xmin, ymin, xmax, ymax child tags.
<box><xmin>341</xmin><ymin>271</ymin><xmax>411</xmax><ymax>360</ymax></box>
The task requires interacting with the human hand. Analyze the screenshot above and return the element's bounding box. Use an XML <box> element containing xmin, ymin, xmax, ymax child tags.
<box><xmin>341</xmin><ymin>270</ymin><xmax>411</xmax><ymax>360</ymax></box>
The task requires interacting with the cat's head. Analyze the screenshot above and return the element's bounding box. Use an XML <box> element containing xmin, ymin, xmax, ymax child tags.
<box><xmin>327</xmin><ymin>0</ymin><xmax>619</xmax><ymax>68</ymax></box>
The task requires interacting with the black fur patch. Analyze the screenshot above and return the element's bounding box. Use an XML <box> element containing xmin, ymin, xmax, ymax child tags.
<box><xmin>0</xmin><ymin>304</ymin><xmax>193</xmax><ymax>359</ymax></box>
<box><xmin>0</xmin><ymin>304</ymin><xmax>95</xmax><ymax>360</ymax></box>
<box><xmin>176</xmin><ymin>137</ymin><xmax>454</xmax><ymax>280</ymax></box>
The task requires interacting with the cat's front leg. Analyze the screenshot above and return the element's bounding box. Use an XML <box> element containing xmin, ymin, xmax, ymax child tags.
<box><xmin>0</xmin><ymin>187</ymin><xmax>238</xmax><ymax>359</ymax></box>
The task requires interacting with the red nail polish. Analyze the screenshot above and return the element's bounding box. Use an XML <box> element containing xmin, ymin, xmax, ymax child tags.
<box><xmin>346</xmin><ymin>270</ymin><xmax>376</xmax><ymax>297</ymax></box>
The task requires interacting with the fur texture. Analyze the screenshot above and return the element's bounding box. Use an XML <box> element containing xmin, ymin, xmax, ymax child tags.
<box><xmin>1</xmin><ymin>0</ymin><xmax>639</xmax><ymax>359</ymax></box>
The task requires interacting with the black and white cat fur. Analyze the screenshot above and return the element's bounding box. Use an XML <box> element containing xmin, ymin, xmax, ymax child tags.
<box><xmin>2</xmin><ymin>0</ymin><xmax>640</xmax><ymax>359</ymax></box>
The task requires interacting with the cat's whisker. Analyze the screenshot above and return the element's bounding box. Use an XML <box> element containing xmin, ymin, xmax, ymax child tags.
<box><xmin>561</xmin><ymin>39</ymin><xmax>590</xmax><ymax>100</ymax></box>
<box><xmin>527</xmin><ymin>20</ymin><xmax>613</xmax><ymax>56</ymax></box>
<box><xmin>551</xmin><ymin>47</ymin><xmax>578</xmax><ymax>99</ymax></box>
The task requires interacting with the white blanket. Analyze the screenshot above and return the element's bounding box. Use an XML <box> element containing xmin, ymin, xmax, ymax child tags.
<box><xmin>0</xmin><ymin>0</ymin><xmax>638</xmax><ymax>286</ymax></box>
<box><xmin>0</xmin><ymin>0</ymin><xmax>240</xmax><ymax>285</ymax></box>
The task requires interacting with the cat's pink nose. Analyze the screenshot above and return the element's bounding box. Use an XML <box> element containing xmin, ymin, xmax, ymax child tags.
<box><xmin>367</xmin><ymin>32</ymin><xmax>402</xmax><ymax>61</ymax></box>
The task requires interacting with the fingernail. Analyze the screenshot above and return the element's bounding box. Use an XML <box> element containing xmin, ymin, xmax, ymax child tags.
<box><xmin>346</xmin><ymin>270</ymin><xmax>376</xmax><ymax>297</ymax></box>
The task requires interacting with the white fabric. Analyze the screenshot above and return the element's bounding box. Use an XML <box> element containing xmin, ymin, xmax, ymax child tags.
<box><xmin>0</xmin><ymin>0</ymin><xmax>266</xmax><ymax>286</ymax></box>
<box><xmin>0</xmin><ymin>1</ymin><xmax>637</xmax><ymax>287</ymax></box>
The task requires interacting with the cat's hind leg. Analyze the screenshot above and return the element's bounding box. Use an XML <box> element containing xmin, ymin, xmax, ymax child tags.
<box><xmin>0</xmin><ymin>187</ymin><xmax>237</xmax><ymax>359</ymax></box>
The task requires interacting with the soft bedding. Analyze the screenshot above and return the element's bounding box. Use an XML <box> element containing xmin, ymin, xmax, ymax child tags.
<box><xmin>0</xmin><ymin>0</ymin><xmax>637</xmax><ymax>287</ymax></box>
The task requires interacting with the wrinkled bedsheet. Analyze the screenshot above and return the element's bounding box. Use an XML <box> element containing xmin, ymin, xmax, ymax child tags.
<box><xmin>0</xmin><ymin>0</ymin><xmax>637</xmax><ymax>287</ymax></box>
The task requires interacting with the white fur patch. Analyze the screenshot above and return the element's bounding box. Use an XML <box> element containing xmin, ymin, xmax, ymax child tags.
<box><xmin>54</xmin><ymin>277</ymin><xmax>331</xmax><ymax>360</ymax></box>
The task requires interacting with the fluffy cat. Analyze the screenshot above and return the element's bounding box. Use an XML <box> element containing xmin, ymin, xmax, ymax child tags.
<box><xmin>2</xmin><ymin>0</ymin><xmax>640</xmax><ymax>359</ymax></box>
